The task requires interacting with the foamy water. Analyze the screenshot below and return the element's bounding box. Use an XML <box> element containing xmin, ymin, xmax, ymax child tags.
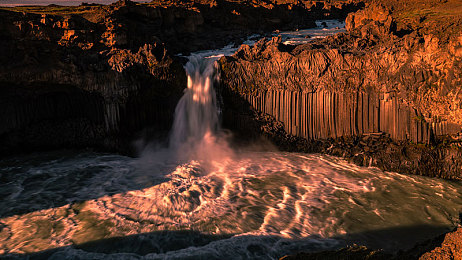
<box><xmin>1</xmin><ymin>151</ymin><xmax>461</xmax><ymax>259</ymax></box>
<box><xmin>278</xmin><ymin>20</ymin><xmax>346</xmax><ymax>45</ymax></box>
<box><xmin>1</xmin><ymin>22</ymin><xmax>461</xmax><ymax>259</ymax></box>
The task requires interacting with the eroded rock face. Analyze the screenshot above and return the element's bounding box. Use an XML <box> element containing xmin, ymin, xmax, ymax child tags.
<box><xmin>0</xmin><ymin>6</ymin><xmax>186</xmax><ymax>154</ymax></box>
<box><xmin>345</xmin><ymin>3</ymin><xmax>395</xmax><ymax>36</ymax></box>
<box><xmin>218</xmin><ymin>1</ymin><xmax>462</xmax><ymax>178</ymax></box>
<box><xmin>0</xmin><ymin>0</ymin><xmax>362</xmax><ymax>154</ymax></box>
<box><xmin>420</xmin><ymin>227</ymin><xmax>462</xmax><ymax>260</ymax></box>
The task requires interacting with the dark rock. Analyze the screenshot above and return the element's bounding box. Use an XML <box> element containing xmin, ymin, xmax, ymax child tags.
<box><xmin>0</xmin><ymin>0</ymin><xmax>364</xmax><ymax>155</ymax></box>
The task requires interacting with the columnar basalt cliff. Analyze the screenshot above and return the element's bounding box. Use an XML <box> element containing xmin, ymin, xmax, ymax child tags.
<box><xmin>218</xmin><ymin>1</ymin><xmax>462</xmax><ymax>179</ymax></box>
<box><xmin>0</xmin><ymin>5</ymin><xmax>185</xmax><ymax>154</ymax></box>
<box><xmin>0</xmin><ymin>0</ymin><xmax>362</xmax><ymax>154</ymax></box>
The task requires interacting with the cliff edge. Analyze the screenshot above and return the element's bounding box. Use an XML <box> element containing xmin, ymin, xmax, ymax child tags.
<box><xmin>218</xmin><ymin>0</ymin><xmax>462</xmax><ymax>179</ymax></box>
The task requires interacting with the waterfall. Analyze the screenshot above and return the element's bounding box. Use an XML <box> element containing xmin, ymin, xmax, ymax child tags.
<box><xmin>138</xmin><ymin>47</ymin><xmax>238</xmax><ymax>166</ymax></box>
<box><xmin>169</xmin><ymin>55</ymin><xmax>220</xmax><ymax>148</ymax></box>
<box><xmin>167</xmin><ymin>54</ymin><xmax>230</xmax><ymax>163</ymax></box>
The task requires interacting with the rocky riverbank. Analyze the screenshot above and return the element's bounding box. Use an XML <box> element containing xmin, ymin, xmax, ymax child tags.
<box><xmin>218</xmin><ymin>0</ymin><xmax>462</xmax><ymax>179</ymax></box>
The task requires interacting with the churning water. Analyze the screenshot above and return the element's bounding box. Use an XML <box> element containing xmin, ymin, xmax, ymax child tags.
<box><xmin>1</xmin><ymin>23</ymin><xmax>462</xmax><ymax>259</ymax></box>
<box><xmin>1</xmin><ymin>149</ymin><xmax>462</xmax><ymax>259</ymax></box>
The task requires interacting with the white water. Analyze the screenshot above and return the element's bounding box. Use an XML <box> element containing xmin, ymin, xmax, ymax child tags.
<box><xmin>277</xmin><ymin>20</ymin><xmax>346</xmax><ymax>45</ymax></box>
<box><xmin>167</xmin><ymin>55</ymin><xmax>229</xmax><ymax>166</ymax></box>
<box><xmin>1</xmin><ymin>23</ymin><xmax>462</xmax><ymax>259</ymax></box>
<box><xmin>170</xmin><ymin>56</ymin><xmax>219</xmax><ymax>147</ymax></box>
<box><xmin>1</xmin><ymin>150</ymin><xmax>462</xmax><ymax>259</ymax></box>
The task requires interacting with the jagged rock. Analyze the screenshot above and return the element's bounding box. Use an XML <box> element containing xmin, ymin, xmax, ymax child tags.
<box><xmin>419</xmin><ymin>227</ymin><xmax>462</xmax><ymax>260</ymax></box>
<box><xmin>345</xmin><ymin>3</ymin><xmax>396</xmax><ymax>37</ymax></box>
<box><xmin>218</xmin><ymin>0</ymin><xmax>462</xmax><ymax>179</ymax></box>
<box><xmin>0</xmin><ymin>0</ymin><xmax>363</xmax><ymax>154</ymax></box>
<box><xmin>0</xmin><ymin>10</ymin><xmax>186</xmax><ymax>154</ymax></box>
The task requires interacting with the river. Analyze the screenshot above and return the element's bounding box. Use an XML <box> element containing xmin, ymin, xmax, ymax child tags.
<box><xmin>0</xmin><ymin>21</ymin><xmax>461</xmax><ymax>260</ymax></box>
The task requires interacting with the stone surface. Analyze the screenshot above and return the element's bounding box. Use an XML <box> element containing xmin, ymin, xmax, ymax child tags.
<box><xmin>419</xmin><ymin>227</ymin><xmax>462</xmax><ymax>260</ymax></box>
<box><xmin>0</xmin><ymin>0</ymin><xmax>362</xmax><ymax>154</ymax></box>
<box><xmin>218</xmin><ymin>0</ymin><xmax>462</xmax><ymax>179</ymax></box>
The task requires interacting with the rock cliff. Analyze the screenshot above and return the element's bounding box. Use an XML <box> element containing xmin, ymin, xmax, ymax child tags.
<box><xmin>218</xmin><ymin>0</ymin><xmax>462</xmax><ymax>178</ymax></box>
<box><xmin>0</xmin><ymin>0</ymin><xmax>361</xmax><ymax>154</ymax></box>
<box><xmin>0</xmin><ymin>10</ymin><xmax>185</xmax><ymax>154</ymax></box>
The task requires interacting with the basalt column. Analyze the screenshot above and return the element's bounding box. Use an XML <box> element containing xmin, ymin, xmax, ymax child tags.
<box><xmin>222</xmin><ymin>88</ymin><xmax>460</xmax><ymax>144</ymax></box>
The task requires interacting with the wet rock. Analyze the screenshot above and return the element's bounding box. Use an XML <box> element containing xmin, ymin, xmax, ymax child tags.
<box><xmin>281</xmin><ymin>228</ymin><xmax>462</xmax><ymax>259</ymax></box>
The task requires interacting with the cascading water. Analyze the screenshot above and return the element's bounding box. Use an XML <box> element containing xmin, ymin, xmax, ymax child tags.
<box><xmin>169</xmin><ymin>55</ymin><xmax>220</xmax><ymax>149</ymax></box>
<box><xmin>165</xmin><ymin>53</ymin><xmax>234</xmax><ymax>167</ymax></box>
<box><xmin>1</xmin><ymin>22</ymin><xmax>462</xmax><ymax>259</ymax></box>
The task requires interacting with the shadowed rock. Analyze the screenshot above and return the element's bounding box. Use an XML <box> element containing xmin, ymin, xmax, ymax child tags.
<box><xmin>0</xmin><ymin>0</ymin><xmax>363</xmax><ymax>155</ymax></box>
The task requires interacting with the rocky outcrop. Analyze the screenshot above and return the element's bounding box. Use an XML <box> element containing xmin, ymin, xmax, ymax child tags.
<box><xmin>0</xmin><ymin>0</ymin><xmax>362</xmax><ymax>154</ymax></box>
<box><xmin>0</xmin><ymin>6</ymin><xmax>186</xmax><ymax>154</ymax></box>
<box><xmin>419</xmin><ymin>227</ymin><xmax>462</xmax><ymax>260</ymax></box>
<box><xmin>218</xmin><ymin>1</ymin><xmax>462</xmax><ymax>178</ymax></box>
<box><xmin>1</xmin><ymin>0</ymin><xmax>363</xmax><ymax>54</ymax></box>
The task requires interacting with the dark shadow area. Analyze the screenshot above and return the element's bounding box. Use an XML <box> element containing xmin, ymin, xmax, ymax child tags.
<box><xmin>331</xmin><ymin>224</ymin><xmax>453</xmax><ymax>256</ymax></box>
<box><xmin>26</xmin><ymin>231</ymin><xmax>233</xmax><ymax>260</ymax></box>
<box><xmin>0</xmin><ymin>149</ymin><xmax>174</xmax><ymax>218</ymax></box>
<box><xmin>0</xmin><ymin>224</ymin><xmax>452</xmax><ymax>260</ymax></box>
<box><xmin>0</xmin><ymin>7</ymin><xmax>186</xmax><ymax>157</ymax></box>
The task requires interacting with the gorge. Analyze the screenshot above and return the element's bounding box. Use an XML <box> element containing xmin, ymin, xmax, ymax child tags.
<box><xmin>0</xmin><ymin>0</ymin><xmax>462</xmax><ymax>259</ymax></box>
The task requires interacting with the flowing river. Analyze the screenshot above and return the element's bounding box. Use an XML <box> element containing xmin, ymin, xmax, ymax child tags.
<box><xmin>1</xmin><ymin>22</ymin><xmax>462</xmax><ymax>259</ymax></box>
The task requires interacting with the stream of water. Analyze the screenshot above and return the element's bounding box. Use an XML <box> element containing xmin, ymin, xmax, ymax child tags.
<box><xmin>1</xmin><ymin>21</ymin><xmax>461</xmax><ymax>260</ymax></box>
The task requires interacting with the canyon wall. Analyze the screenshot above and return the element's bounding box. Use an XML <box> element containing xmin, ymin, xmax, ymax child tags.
<box><xmin>0</xmin><ymin>0</ymin><xmax>361</xmax><ymax>154</ymax></box>
<box><xmin>0</xmin><ymin>4</ymin><xmax>186</xmax><ymax>154</ymax></box>
<box><xmin>237</xmin><ymin>89</ymin><xmax>441</xmax><ymax>143</ymax></box>
<box><xmin>218</xmin><ymin>2</ymin><xmax>462</xmax><ymax>178</ymax></box>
